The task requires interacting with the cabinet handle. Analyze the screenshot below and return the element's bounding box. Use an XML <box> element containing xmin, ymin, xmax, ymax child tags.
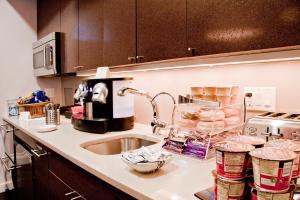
<box><xmin>0</xmin><ymin>156</ymin><xmax>15</xmax><ymax>171</ymax></box>
<box><xmin>31</xmin><ymin>149</ymin><xmax>47</xmax><ymax>157</ymax></box>
<box><xmin>136</xmin><ymin>56</ymin><xmax>144</xmax><ymax>63</ymax></box>
<box><xmin>188</xmin><ymin>47</ymin><xmax>197</xmax><ymax>56</ymax></box>
<box><xmin>70</xmin><ymin>195</ymin><xmax>83</xmax><ymax>200</ymax></box>
<box><xmin>127</xmin><ymin>56</ymin><xmax>136</xmax><ymax>63</ymax></box>
<box><xmin>0</xmin><ymin>124</ymin><xmax>14</xmax><ymax>133</ymax></box>
<box><xmin>65</xmin><ymin>191</ymin><xmax>77</xmax><ymax>196</ymax></box>
<box><xmin>74</xmin><ymin>66</ymin><xmax>84</xmax><ymax>70</ymax></box>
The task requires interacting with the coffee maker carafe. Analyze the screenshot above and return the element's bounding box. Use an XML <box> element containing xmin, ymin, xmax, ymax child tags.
<box><xmin>72</xmin><ymin>77</ymin><xmax>134</xmax><ymax>133</ymax></box>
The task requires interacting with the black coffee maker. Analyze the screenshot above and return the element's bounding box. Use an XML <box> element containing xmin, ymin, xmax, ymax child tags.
<box><xmin>72</xmin><ymin>77</ymin><xmax>134</xmax><ymax>133</ymax></box>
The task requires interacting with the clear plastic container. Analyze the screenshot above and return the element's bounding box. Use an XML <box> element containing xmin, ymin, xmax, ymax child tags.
<box><xmin>7</xmin><ymin>99</ymin><xmax>19</xmax><ymax>116</ymax></box>
<box><xmin>162</xmin><ymin>103</ymin><xmax>243</xmax><ymax>159</ymax></box>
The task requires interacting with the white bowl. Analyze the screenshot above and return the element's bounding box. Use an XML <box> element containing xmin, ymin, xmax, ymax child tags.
<box><xmin>121</xmin><ymin>154</ymin><xmax>172</xmax><ymax>173</ymax></box>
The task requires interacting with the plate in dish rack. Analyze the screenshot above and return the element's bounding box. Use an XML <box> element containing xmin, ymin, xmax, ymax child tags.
<box><xmin>36</xmin><ymin>124</ymin><xmax>57</xmax><ymax>133</ymax></box>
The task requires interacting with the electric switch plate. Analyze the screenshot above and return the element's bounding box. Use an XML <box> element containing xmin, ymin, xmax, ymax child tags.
<box><xmin>243</xmin><ymin>87</ymin><xmax>276</xmax><ymax>111</ymax></box>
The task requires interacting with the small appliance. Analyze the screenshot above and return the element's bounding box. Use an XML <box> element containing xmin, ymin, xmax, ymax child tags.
<box><xmin>33</xmin><ymin>32</ymin><xmax>61</xmax><ymax>77</ymax></box>
<box><xmin>72</xmin><ymin>77</ymin><xmax>134</xmax><ymax>133</ymax></box>
<box><xmin>244</xmin><ymin>112</ymin><xmax>300</xmax><ymax>140</ymax></box>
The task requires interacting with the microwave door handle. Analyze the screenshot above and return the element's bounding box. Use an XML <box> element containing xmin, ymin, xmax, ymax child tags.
<box><xmin>43</xmin><ymin>45</ymin><xmax>46</xmax><ymax>68</ymax></box>
<box><xmin>49</xmin><ymin>46</ymin><xmax>53</xmax><ymax>66</ymax></box>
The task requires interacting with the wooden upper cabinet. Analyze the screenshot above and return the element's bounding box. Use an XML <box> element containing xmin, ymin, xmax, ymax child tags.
<box><xmin>78</xmin><ymin>0</ymin><xmax>104</xmax><ymax>70</ymax></box>
<box><xmin>37</xmin><ymin>0</ymin><xmax>60</xmax><ymax>39</ymax></box>
<box><xmin>103</xmin><ymin>0</ymin><xmax>136</xmax><ymax>66</ymax></box>
<box><xmin>187</xmin><ymin>0</ymin><xmax>300</xmax><ymax>56</ymax></box>
<box><xmin>136</xmin><ymin>0</ymin><xmax>188</xmax><ymax>63</ymax></box>
<box><xmin>60</xmin><ymin>0</ymin><xmax>79</xmax><ymax>74</ymax></box>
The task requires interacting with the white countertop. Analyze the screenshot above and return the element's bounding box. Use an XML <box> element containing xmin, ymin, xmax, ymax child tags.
<box><xmin>3</xmin><ymin>115</ymin><xmax>215</xmax><ymax>200</ymax></box>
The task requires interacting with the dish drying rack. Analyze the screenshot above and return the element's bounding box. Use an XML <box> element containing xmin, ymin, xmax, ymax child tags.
<box><xmin>162</xmin><ymin>102</ymin><xmax>244</xmax><ymax>160</ymax></box>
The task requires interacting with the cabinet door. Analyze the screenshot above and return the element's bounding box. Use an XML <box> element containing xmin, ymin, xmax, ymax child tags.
<box><xmin>187</xmin><ymin>0</ymin><xmax>300</xmax><ymax>56</ymax></box>
<box><xmin>136</xmin><ymin>0</ymin><xmax>187</xmax><ymax>63</ymax></box>
<box><xmin>49</xmin><ymin>150</ymin><xmax>133</xmax><ymax>200</ymax></box>
<box><xmin>78</xmin><ymin>0</ymin><xmax>104</xmax><ymax>70</ymax></box>
<box><xmin>33</xmin><ymin>150</ymin><xmax>49</xmax><ymax>200</ymax></box>
<box><xmin>103</xmin><ymin>0</ymin><xmax>136</xmax><ymax>66</ymax></box>
<box><xmin>37</xmin><ymin>0</ymin><xmax>60</xmax><ymax>39</ymax></box>
<box><xmin>49</xmin><ymin>171</ymin><xmax>74</xmax><ymax>200</ymax></box>
<box><xmin>61</xmin><ymin>0</ymin><xmax>79</xmax><ymax>74</ymax></box>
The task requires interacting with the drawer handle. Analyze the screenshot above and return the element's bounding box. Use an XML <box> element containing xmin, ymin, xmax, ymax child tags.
<box><xmin>31</xmin><ymin>149</ymin><xmax>47</xmax><ymax>157</ymax></box>
<box><xmin>65</xmin><ymin>191</ymin><xmax>77</xmax><ymax>196</ymax></box>
<box><xmin>0</xmin><ymin>156</ymin><xmax>15</xmax><ymax>171</ymax></box>
<box><xmin>71</xmin><ymin>195</ymin><xmax>82</xmax><ymax>200</ymax></box>
<box><xmin>0</xmin><ymin>124</ymin><xmax>14</xmax><ymax>133</ymax></box>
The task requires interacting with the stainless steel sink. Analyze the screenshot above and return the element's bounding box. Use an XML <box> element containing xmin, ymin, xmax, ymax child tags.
<box><xmin>81</xmin><ymin>135</ymin><xmax>160</xmax><ymax>155</ymax></box>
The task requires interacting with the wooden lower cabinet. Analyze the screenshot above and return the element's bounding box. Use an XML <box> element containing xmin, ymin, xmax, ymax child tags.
<box><xmin>49</xmin><ymin>171</ymin><xmax>76</xmax><ymax>200</ymax></box>
<box><xmin>34</xmin><ymin>150</ymin><xmax>49</xmax><ymax>200</ymax></box>
<box><xmin>48</xmin><ymin>150</ymin><xmax>136</xmax><ymax>200</ymax></box>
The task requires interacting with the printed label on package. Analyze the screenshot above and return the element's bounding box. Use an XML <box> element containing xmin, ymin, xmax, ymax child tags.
<box><xmin>282</xmin><ymin>161</ymin><xmax>292</xmax><ymax>176</ymax></box>
<box><xmin>260</xmin><ymin>160</ymin><xmax>279</xmax><ymax>176</ymax></box>
<box><xmin>216</xmin><ymin>151</ymin><xmax>223</xmax><ymax>164</ymax></box>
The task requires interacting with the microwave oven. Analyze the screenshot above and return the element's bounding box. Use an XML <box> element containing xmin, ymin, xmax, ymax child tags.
<box><xmin>33</xmin><ymin>32</ymin><xmax>61</xmax><ymax>77</ymax></box>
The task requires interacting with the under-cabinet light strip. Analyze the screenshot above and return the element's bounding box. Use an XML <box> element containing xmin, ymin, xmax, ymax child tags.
<box><xmin>110</xmin><ymin>56</ymin><xmax>300</xmax><ymax>74</ymax></box>
<box><xmin>76</xmin><ymin>56</ymin><xmax>300</xmax><ymax>76</ymax></box>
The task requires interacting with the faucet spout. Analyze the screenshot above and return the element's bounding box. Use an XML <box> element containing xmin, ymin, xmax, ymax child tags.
<box><xmin>118</xmin><ymin>88</ymin><xmax>176</xmax><ymax>135</ymax></box>
<box><xmin>118</xmin><ymin>87</ymin><xmax>159</xmax><ymax>119</ymax></box>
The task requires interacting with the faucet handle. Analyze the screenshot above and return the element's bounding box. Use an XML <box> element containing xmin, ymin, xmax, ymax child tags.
<box><xmin>151</xmin><ymin>118</ymin><xmax>167</xmax><ymax>128</ymax></box>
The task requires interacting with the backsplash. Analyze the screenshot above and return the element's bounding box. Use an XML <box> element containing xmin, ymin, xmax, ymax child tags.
<box><xmin>60</xmin><ymin>59</ymin><xmax>300</xmax><ymax>125</ymax></box>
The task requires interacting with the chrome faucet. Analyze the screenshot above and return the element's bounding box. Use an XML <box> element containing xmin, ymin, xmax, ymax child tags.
<box><xmin>118</xmin><ymin>87</ymin><xmax>176</xmax><ymax>134</ymax></box>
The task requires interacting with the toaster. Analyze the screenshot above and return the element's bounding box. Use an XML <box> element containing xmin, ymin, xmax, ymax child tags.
<box><xmin>244</xmin><ymin>112</ymin><xmax>300</xmax><ymax>140</ymax></box>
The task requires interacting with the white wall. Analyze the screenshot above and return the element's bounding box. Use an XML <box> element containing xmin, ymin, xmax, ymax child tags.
<box><xmin>112</xmin><ymin>60</ymin><xmax>300</xmax><ymax>125</ymax></box>
<box><xmin>0</xmin><ymin>0</ymin><xmax>62</xmax><ymax>193</ymax></box>
<box><xmin>0</xmin><ymin>0</ymin><xmax>62</xmax><ymax>117</ymax></box>
<box><xmin>61</xmin><ymin>57</ymin><xmax>300</xmax><ymax>126</ymax></box>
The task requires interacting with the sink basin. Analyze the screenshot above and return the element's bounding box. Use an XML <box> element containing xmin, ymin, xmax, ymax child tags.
<box><xmin>81</xmin><ymin>135</ymin><xmax>160</xmax><ymax>155</ymax></box>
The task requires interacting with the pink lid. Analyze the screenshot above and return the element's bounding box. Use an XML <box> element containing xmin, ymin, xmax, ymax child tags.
<box><xmin>215</xmin><ymin>141</ymin><xmax>255</xmax><ymax>152</ymax></box>
<box><xmin>250</xmin><ymin>147</ymin><xmax>297</xmax><ymax>161</ymax></box>
<box><xmin>265</xmin><ymin>139</ymin><xmax>300</xmax><ymax>152</ymax></box>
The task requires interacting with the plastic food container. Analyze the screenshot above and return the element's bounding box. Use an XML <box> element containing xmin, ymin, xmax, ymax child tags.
<box><xmin>7</xmin><ymin>99</ymin><xmax>19</xmax><ymax>116</ymax></box>
<box><xmin>216</xmin><ymin>86</ymin><xmax>232</xmax><ymax>96</ymax></box>
<box><xmin>250</xmin><ymin>147</ymin><xmax>297</xmax><ymax>192</ymax></box>
<box><xmin>228</xmin><ymin>135</ymin><xmax>266</xmax><ymax>170</ymax></box>
<box><xmin>215</xmin><ymin>141</ymin><xmax>255</xmax><ymax>179</ymax></box>
<box><xmin>265</xmin><ymin>139</ymin><xmax>300</xmax><ymax>178</ymax></box>
<box><xmin>190</xmin><ymin>87</ymin><xmax>204</xmax><ymax>95</ymax></box>
<box><xmin>204</xmin><ymin>87</ymin><xmax>217</xmax><ymax>95</ymax></box>
<box><xmin>217</xmin><ymin>96</ymin><xmax>231</xmax><ymax>106</ymax></box>
<box><xmin>251</xmin><ymin>184</ymin><xmax>295</xmax><ymax>200</ymax></box>
<box><xmin>203</xmin><ymin>95</ymin><xmax>217</xmax><ymax>101</ymax></box>
<box><xmin>192</xmin><ymin>94</ymin><xmax>203</xmax><ymax>99</ymax></box>
<box><xmin>231</xmin><ymin>95</ymin><xmax>238</xmax><ymax>104</ymax></box>
<box><xmin>227</xmin><ymin>135</ymin><xmax>266</xmax><ymax>149</ymax></box>
<box><xmin>231</xmin><ymin>86</ymin><xmax>239</xmax><ymax>96</ymax></box>
<box><xmin>214</xmin><ymin>177</ymin><xmax>246</xmax><ymax>200</ymax></box>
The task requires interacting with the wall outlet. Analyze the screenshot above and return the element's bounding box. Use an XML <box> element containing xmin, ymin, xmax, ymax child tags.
<box><xmin>244</xmin><ymin>87</ymin><xmax>276</xmax><ymax>111</ymax></box>
<box><xmin>45</xmin><ymin>88</ymin><xmax>55</xmax><ymax>98</ymax></box>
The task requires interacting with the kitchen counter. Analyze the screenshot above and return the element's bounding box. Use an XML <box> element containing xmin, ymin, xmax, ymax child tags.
<box><xmin>3</xmin><ymin>115</ymin><xmax>215</xmax><ymax>200</ymax></box>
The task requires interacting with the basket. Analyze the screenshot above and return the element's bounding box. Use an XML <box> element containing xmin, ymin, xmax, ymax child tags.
<box><xmin>17</xmin><ymin>102</ymin><xmax>50</xmax><ymax>118</ymax></box>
